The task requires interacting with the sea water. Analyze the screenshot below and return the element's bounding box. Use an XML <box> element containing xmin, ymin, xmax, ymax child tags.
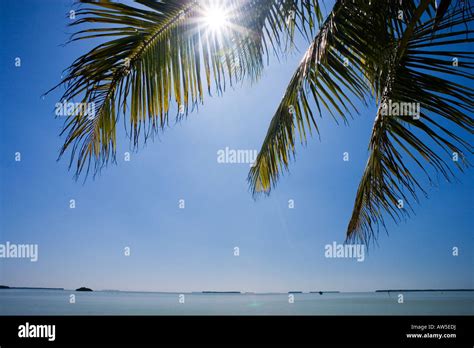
<box><xmin>0</xmin><ymin>289</ymin><xmax>472</xmax><ymax>315</ymax></box>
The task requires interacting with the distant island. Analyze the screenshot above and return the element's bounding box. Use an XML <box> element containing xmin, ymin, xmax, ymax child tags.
<box><xmin>310</xmin><ymin>291</ymin><xmax>340</xmax><ymax>295</ymax></box>
<box><xmin>0</xmin><ymin>285</ymin><xmax>64</xmax><ymax>290</ymax></box>
<box><xmin>375</xmin><ymin>289</ymin><xmax>474</xmax><ymax>292</ymax></box>
<box><xmin>75</xmin><ymin>287</ymin><xmax>93</xmax><ymax>292</ymax></box>
<box><xmin>288</xmin><ymin>291</ymin><xmax>341</xmax><ymax>294</ymax></box>
<box><xmin>202</xmin><ymin>291</ymin><xmax>240</xmax><ymax>294</ymax></box>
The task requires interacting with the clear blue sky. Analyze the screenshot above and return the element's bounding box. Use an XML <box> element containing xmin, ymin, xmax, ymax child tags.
<box><xmin>0</xmin><ymin>0</ymin><xmax>472</xmax><ymax>293</ymax></box>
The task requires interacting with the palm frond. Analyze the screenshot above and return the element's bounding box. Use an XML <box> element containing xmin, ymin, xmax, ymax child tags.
<box><xmin>248</xmin><ymin>0</ymin><xmax>417</xmax><ymax>195</ymax></box>
<box><xmin>50</xmin><ymin>0</ymin><xmax>321</xmax><ymax>178</ymax></box>
<box><xmin>249</xmin><ymin>0</ymin><xmax>472</xmax><ymax>244</ymax></box>
<box><xmin>346</xmin><ymin>3</ymin><xmax>473</xmax><ymax>243</ymax></box>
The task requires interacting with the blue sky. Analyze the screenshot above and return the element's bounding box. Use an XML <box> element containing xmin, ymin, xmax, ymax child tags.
<box><xmin>0</xmin><ymin>0</ymin><xmax>472</xmax><ymax>293</ymax></box>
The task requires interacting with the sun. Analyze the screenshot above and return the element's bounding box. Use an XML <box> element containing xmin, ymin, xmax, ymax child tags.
<box><xmin>203</xmin><ymin>7</ymin><xmax>228</xmax><ymax>31</ymax></box>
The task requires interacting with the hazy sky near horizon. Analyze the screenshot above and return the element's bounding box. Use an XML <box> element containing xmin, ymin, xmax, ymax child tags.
<box><xmin>0</xmin><ymin>0</ymin><xmax>472</xmax><ymax>293</ymax></box>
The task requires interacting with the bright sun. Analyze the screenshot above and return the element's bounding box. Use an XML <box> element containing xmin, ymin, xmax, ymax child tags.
<box><xmin>204</xmin><ymin>7</ymin><xmax>228</xmax><ymax>31</ymax></box>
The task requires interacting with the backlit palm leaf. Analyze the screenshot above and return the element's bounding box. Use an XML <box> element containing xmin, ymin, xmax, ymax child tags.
<box><xmin>249</xmin><ymin>0</ymin><xmax>473</xmax><ymax>243</ymax></box>
<box><xmin>346</xmin><ymin>3</ymin><xmax>473</xmax><ymax>242</ymax></box>
<box><xmin>49</xmin><ymin>0</ymin><xmax>321</xmax><ymax>178</ymax></box>
<box><xmin>248</xmin><ymin>0</ymin><xmax>419</xmax><ymax>194</ymax></box>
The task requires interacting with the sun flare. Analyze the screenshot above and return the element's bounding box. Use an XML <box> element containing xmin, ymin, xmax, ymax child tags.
<box><xmin>204</xmin><ymin>7</ymin><xmax>228</xmax><ymax>31</ymax></box>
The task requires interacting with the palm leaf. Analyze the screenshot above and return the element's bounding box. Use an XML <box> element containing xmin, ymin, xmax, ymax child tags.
<box><xmin>248</xmin><ymin>0</ymin><xmax>419</xmax><ymax>194</ymax></box>
<box><xmin>249</xmin><ymin>0</ymin><xmax>472</xmax><ymax>244</ymax></box>
<box><xmin>49</xmin><ymin>0</ymin><xmax>321</xmax><ymax>178</ymax></box>
<box><xmin>346</xmin><ymin>2</ymin><xmax>473</xmax><ymax>242</ymax></box>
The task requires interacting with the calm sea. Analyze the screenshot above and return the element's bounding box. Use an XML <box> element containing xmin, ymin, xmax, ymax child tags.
<box><xmin>0</xmin><ymin>289</ymin><xmax>472</xmax><ymax>315</ymax></box>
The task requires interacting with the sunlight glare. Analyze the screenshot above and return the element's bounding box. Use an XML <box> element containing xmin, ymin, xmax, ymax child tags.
<box><xmin>204</xmin><ymin>7</ymin><xmax>228</xmax><ymax>31</ymax></box>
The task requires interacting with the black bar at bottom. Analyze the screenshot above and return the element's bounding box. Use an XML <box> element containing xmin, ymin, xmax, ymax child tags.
<box><xmin>0</xmin><ymin>315</ymin><xmax>472</xmax><ymax>346</ymax></box>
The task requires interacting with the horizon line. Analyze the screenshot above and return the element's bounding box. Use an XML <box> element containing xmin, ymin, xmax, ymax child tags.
<box><xmin>2</xmin><ymin>285</ymin><xmax>473</xmax><ymax>294</ymax></box>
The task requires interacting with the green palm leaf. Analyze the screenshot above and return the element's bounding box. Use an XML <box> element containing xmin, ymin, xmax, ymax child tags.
<box><xmin>49</xmin><ymin>0</ymin><xmax>321</xmax><ymax>178</ymax></box>
<box><xmin>347</xmin><ymin>3</ymin><xmax>473</xmax><ymax>242</ymax></box>
<box><xmin>248</xmin><ymin>0</ymin><xmax>417</xmax><ymax>194</ymax></box>
<box><xmin>249</xmin><ymin>0</ymin><xmax>472</xmax><ymax>243</ymax></box>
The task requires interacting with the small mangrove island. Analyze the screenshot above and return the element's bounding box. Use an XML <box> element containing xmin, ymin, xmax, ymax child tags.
<box><xmin>75</xmin><ymin>287</ymin><xmax>93</xmax><ymax>292</ymax></box>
